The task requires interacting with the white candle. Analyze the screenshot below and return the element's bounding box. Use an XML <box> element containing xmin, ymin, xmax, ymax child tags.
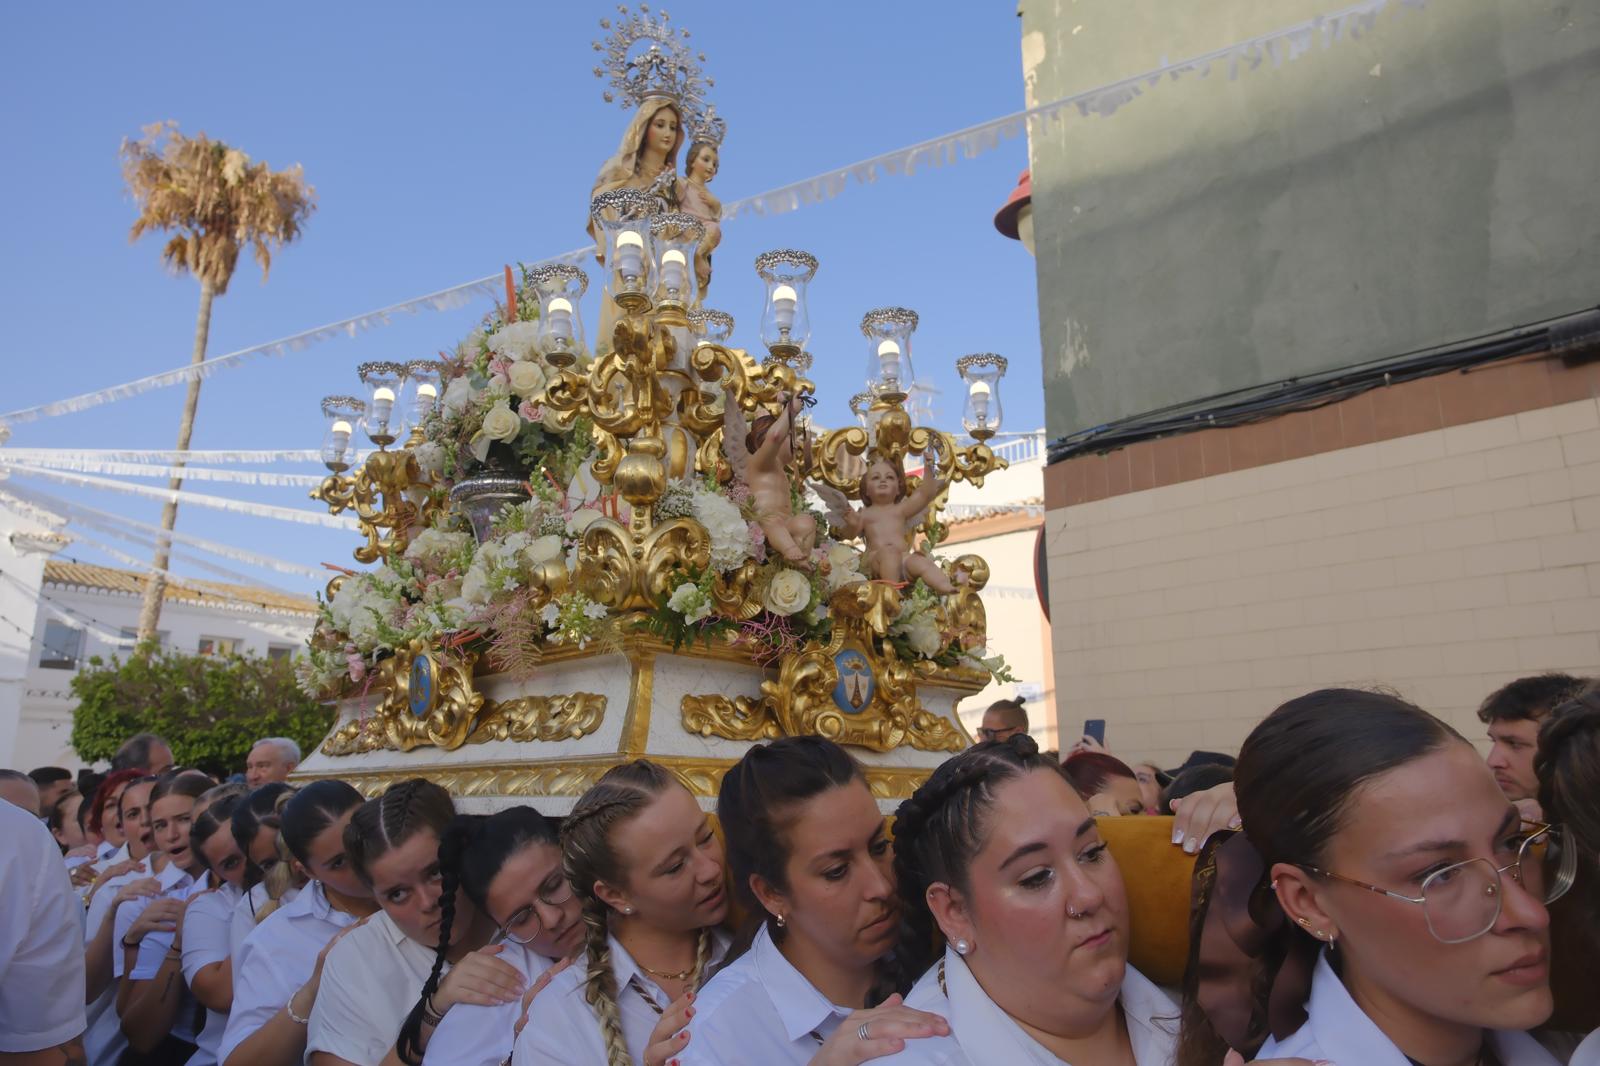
<box><xmin>660</xmin><ymin>249</ymin><xmax>687</xmax><ymax>294</ymax></box>
<box><xmin>968</xmin><ymin>380</ymin><xmax>991</xmax><ymax>422</ymax></box>
<box><xmin>877</xmin><ymin>340</ymin><xmax>902</xmax><ymax>387</ymax></box>
<box><xmin>370</xmin><ymin>386</ymin><xmax>395</xmax><ymax>429</ymax></box>
<box><xmin>547</xmin><ymin>297</ymin><xmax>574</xmax><ymax>342</ymax></box>
<box><xmin>328</xmin><ymin>419</ymin><xmax>352</xmax><ymax>461</ymax></box>
<box><xmin>772</xmin><ymin>284</ymin><xmax>797</xmax><ymax>332</ymax></box>
<box><xmin>615</xmin><ymin>230</ymin><xmax>645</xmax><ymax>281</ymax></box>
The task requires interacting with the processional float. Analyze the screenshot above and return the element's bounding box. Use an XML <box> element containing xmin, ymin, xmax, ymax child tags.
<box><xmin>293</xmin><ymin>6</ymin><xmax>1014</xmax><ymax>811</ymax></box>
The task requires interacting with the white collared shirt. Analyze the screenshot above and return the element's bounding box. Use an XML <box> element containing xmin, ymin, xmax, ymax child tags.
<box><xmin>513</xmin><ymin>930</ymin><xmax>731</xmax><ymax>1066</ymax></box>
<box><xmin>219</xmin><ymin>880</ymin><xmax>361</xmax><ymax>1065</ymax></box>
<box><xmin>97</xmin><ymin>839</ymin><xmax>120</xmax><ymax>863</ymax></box>
<box><xmin>1261</xmin><ymin>953</ymin><xmax>1561</xmax><ymax>1066</ymax></box>
<box><xmin>876</xmin><ymin>947</ymin><xmax>1177</xmax><ymax>1066</ymax></box>
<box><xmin>307</xmin><ymin>907</ymin><xmax>444</xmax><ymax>1065</ymax></box>
<box><xmin>83</xmin><ymin>852</ymin><xmax>154</xmax><ymax>1066</ymax></box>
<box><xmin>681</xmin><ymin>924</ymin><xmax>857</xmax><ymax>1065</ymax></box>
<box><xmin>183</xmin><ymin>879</ymin><xmax>243</xmax><ymax>1066</ymax></box>
<box><xmin>229</xmin><ymin>879</ymin><xmax>302</xmax><ymax>960</ymax></box>
<box><xmin>0</xmin><ymin>803</ymin><xmax>86</xmax><ymax>1054</ymax></box>
<box><xmin>1571</xmin><ymin>1029</ymin><xmax>1600</xmax><ymax>1066</ymax></box>
<box><xmin>113</xmin><ymin>863</ymin><xmax>205</xmax><ymax>1046</ymax></box>
<box><xmin>421</xmin><ymin>941</ymin><xmax>558</xmax><ymax>1066</ymax></box>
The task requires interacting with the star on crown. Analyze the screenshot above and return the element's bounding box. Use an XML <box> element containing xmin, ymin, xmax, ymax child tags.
<box><xmin>592</xmin><ymin>5</ymin><xmax>714</xmax><ymax>132</ymax></box>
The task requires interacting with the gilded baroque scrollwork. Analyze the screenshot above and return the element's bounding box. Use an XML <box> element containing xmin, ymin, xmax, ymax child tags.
<box><xmin>465</xmin><ymin>693</ymin><xmax>608</xmax><ymax>744</ymax></box>
<box><xmin>310</xmin><ymin>450</ymin><xmax>441</xmax><ymax>566</ymax></box>
<box><xmin>680</xmin><ymin>694</ymin><xmax>780</xmax><ymax>741</ymax></box>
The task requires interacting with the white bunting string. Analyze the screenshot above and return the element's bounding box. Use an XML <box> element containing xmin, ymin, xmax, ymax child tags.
<box><xmin>6</xmin><ymin>455</ymin><xmax>327</xmax><ymax>487</ymax></box>
<box><xmin>0</xmin><ymin>0</ymin><xmax>1425</xmax><ymax>430</ymax></box>
<box><xmin>49</xmin><ymin>512</ymin><xmax>289</xmax><ymax>590</ymax></box>
<box><xmin>1</xmin><ymin>456</ymin><xmax>326</xmax><ymax>488</ymax></box>
<box><xmin>0</xmin><ymin>483</ymin><xmax>326</xmax><ymax>581</ymax></box>
<box><xmin>0</xmin><ymin>447</ymin><xmax>349</xmax><ymax>465</ymax></box>
<box><xmin>0</xmin><ymin>461</ymin><xmax>358</xmax><ymax>530</ymax></box>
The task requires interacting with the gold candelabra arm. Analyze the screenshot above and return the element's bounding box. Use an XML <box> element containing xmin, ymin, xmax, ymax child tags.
<box><xmin>310</xmin><ymin>449</ymin><xmax>437</xmax><ymax>567</ymax></box>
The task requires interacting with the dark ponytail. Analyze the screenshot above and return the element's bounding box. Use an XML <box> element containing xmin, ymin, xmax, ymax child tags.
<box><xmin>1538</xmin><ymin>687</ymin><xmax>1600</xmax><ymax>943</ymax></box>
<box><xmin>1176</xmin><ymin>688</ymin><xmax>1462</xmax><ymax>1064</ymax></box>
<box><xmin>891</xmin><ymin>735</ymin><xmax>1055</xmax><ymax>986</ymax></box>
<box><xmin>396</xmin><ymin>814</ymin><xmax>478</xmax><ymax>1065</ymax></box>
<box><xmin>190</xmin><ymin>782</ymin><xmax>248</xmax><ymax>866</ymax></box>
<box><xmin>232</xmin><ymin>782</ymin><xmax>296</xmax><ymax>889</ymax></box>
<box><xmin>280</xmin><ymin>779</ymin><xmax>365</xmax><ymax>866</ymax></box>
<box><xmin>716</xmin><ymin>737</ymin><xmax>866</xmax><ymax>965</ymax></box>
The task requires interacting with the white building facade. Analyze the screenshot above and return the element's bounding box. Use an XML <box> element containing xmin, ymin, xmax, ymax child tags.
<box><xmin>8</xmin><ymin>558</ymin><xmax>315</xmax><ymax>770</ymax></box>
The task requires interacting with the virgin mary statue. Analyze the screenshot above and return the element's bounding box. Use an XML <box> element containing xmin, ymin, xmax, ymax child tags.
<box><xmin>588</xmin><ymin>96</ymin><xmax>683</xmax><ymax>259</ymax></box>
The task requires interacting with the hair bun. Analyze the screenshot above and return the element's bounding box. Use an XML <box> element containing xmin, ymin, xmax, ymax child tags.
<box><xmin>1008</xmin><ymin>733</ymin><xmax>1039</xmax><ymax>757</ymax></box>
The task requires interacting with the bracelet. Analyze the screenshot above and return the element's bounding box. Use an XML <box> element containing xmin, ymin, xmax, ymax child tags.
<box><xmin>286</xmin><ymin>992</ymin><xmax>312</xmax><ymax>1026</ymax></box>
<box><xmin>421</xmin><ymin>994</ymin><xmax>445</xmax><ymax>1028</ymax></box>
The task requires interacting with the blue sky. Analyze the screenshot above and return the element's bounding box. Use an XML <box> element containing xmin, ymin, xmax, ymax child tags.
<box><xmin>0</xmin><ymin>1</ymin><xmax>1040</xmax><ymax>596</ymax></box>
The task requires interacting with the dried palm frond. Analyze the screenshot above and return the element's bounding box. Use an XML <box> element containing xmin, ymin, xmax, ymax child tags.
<box><xmin>120</xmin><ymin>120</ymin><xmax>316</xmax><ymax>294</ymax></box>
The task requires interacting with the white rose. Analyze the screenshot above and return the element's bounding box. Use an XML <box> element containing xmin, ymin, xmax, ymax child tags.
<box><xmin>480</xmin><ymin>402</ymin><xmax>521</xmax><ymax>444</ymax></box>
<box><xmin>487</xmin><ymin>321</ymin><xmax>540</xmax><ymax>361</ymax></box>
<box><xmin>443</xmin><ymin>376</ymin><xmax>478</xmax><ymax>415</ymax></box>
<box><xmin>567</xmin><ymin>507</ymin><xmax>604</xmax><ymax>534</ymax></box>
<box><xmin>508</xmin><ymin>360</ymin><xmax>547</xmax><ymax>398</ymax></box>
<box><xmin>897</xmin><ymin>612</ymin><xmax>944</xmax><ymax>658</ymax></box>
<box><xmin>524</xmin><ymin>534</ymin><xmax>564</xmax><ymax>567</ymax></box>
<box><xmin>414</xmin><ymin>442</ymin><xmax>446</xmax><ymax>478</ymax></box>
<box><xmin>824</xmin><ymin>543</ymin><xmax>865</xmax><ymax>590</ymax></box>
<box><xmin>764</xmin><ymin>569</ymin><xmax>812</xmax><ymax>616</ymax></box>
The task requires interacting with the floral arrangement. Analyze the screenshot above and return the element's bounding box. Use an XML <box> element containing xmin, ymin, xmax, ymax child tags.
<box><xmin>299</xmin><ymin>271</ymin><xmax>1011</xmax><ymax>699</ymax></box>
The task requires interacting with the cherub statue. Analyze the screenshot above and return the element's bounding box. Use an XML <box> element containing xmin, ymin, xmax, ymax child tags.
<box><xmin>816</xmin><ymin>451</ymin><xmax>956</xmax><ymax>595</ymax></box>
<box><xmin>724</xmin><ymin>391</ymin><xmax>816</xmax><ymax>564</ymax></box>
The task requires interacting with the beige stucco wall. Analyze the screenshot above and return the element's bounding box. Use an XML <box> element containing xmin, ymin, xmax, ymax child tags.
<box><xmin>1045</xmin><ymin>397</ymin><xmax>1600</xmax><ymax>769</ymax></box>
<box><xmin>953</xmin><ymin>525</ymin><xmax>1056</xmax><ymax>749</ymax></box>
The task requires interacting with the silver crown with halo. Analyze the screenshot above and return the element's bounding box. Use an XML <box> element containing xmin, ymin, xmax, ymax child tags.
<box><xmin>593</xmin><ymin>5</ymin><xmax>714</xmax><ymax>134</ymax></box>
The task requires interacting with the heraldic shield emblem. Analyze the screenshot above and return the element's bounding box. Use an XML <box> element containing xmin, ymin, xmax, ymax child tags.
<box><xmin>408</xmin><ymin>652</ymin><xmax>436</xmax><ymax>719</ymax></box>
<box><xmin>832</xmin><ymin>645</ymin><xmax>876</xmax><ymax>714</ymax></box>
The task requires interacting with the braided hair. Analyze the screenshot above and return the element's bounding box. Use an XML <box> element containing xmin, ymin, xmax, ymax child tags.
<box><xmin>890</xmin><ymin>735</ymin><xmax>1056</xmax><ymax>982</ymax></box>
<box><xmin>561</xmin><ymin>760</ymin><xmax>694</xmax><ymax>1066</ymax></box>
<box><xmin>189</xmin><ymin>782</ymin><xmax>248</xmax><ymax>876</ymax></box>
<box><xmin>396</xmin><ymin>813</ymin><xmax>480</xmax><ymax>1065</ymax></box>
<box><xmin>342</xmin><ymin>779</ymin><xmax>456</xmax><ymax>1066</ymax></box>
<box><xmin>231</xmin><ymin>783</ymin><xmax>296</xmax><ymax>890</ymax></box>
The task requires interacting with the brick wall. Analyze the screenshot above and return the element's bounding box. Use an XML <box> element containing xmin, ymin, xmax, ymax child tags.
<box><xmin>1044</xmin><ymin>397</ymin><xmax>1600</xmax><ymax>768</ymax></box>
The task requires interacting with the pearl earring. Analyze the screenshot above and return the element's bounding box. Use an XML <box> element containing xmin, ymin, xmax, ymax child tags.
<box><xmin>954</xmin><ymin>938</ymin><xmax>971</xmax><ymax>955</ymax></box>
<box><xmin>775</xmin><ymin>913</ymin><xmax>786</xmax><ymax>929</ymax></box>
<box><xmin>622</xmin><ymin>905</ymin><xmax>634</xmax><ymax>915</ymax></box>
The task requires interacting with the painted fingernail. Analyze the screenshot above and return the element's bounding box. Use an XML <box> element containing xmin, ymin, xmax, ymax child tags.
<box><xmin>1183</xmin><ymin>837</ymin><xmax>1200</xmax><ymax>854</ymax></box>
<box><xmin>1172</xmin><ymin>826</ymin><xmax>1185</xmax><ymax>845</ymax></box>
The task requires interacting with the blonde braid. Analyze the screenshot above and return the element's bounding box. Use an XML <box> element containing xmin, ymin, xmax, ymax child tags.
<box><xmin>689</xmin><ymin>926</ymin><xmax>712</xmax><ymax>990</ymax></box>
<box><xmin>580</xmin><ymin>895</ymin><xmax>631</xmax><ymax>1066</ymax></box>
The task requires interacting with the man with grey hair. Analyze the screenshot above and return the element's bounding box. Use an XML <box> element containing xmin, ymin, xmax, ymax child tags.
<box><xmin>245</xmin><ymin>737</ymin><xmax>300</xmax><ymax>787</ymax></box>
<box><xmin>111</xmin><ymin>732</ymin><xmax>173</xmax><ymax>775</ymax></box>
<box><xmin>0</xmin><ymin>769</ymin><xmax>41</xmax><ymax>817</ymax></box>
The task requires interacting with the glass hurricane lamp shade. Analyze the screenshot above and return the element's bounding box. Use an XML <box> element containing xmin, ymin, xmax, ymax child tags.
<box><xmin>687</xmin><ymin>308</ymin><xmax>735</xmax><ymax>348</ymax></box>
<box><xmin>403</xmin><ymin>360</ymin><xmax>445</xmax><ymax>425</ymax></box>
<box><xmin>591</xmin><ymin>189</ymin><xmax>660</xmax><ymax>316</ymax></box>
<box><xmin>955</xmin><ymin>353</ymin><xmax>1007</xmax><ymax>440</ymax></box>
<box><xmin>755</xmin><ymin>249</ymin><xmax>818</xmax><ymax>362</ymax></box>
<box><xmin>860</xmin><ymin>307</ymin><xmax>919</xmax><ymax>404</ymax></box>
<box><xmin>319</xmin><ymin>395</ymin><xmax>366</xmax><ymax>472</ymax></box>
<box><xmin>956</xmin><ymin>353</ymin><xmax>1007</xmax><ymax>440</ymax></box>
<box><xmin>649</xmin><ymin>213</ymin><xmax>705</xmax><ymax>317</ymax></box>
<box><xmin>848</xmin><ymin>390</ymin><xmax>887</xmax><ymax>436</ymax></box>
<box><xmin>357</xmin><ymin>361</ymin><xmax>409</xmax><ymax>447</ymax></box>
<box><xmin>529</xmin><ymin>264</ymin><xmax>589</xmax><ymax>367</ymax></box>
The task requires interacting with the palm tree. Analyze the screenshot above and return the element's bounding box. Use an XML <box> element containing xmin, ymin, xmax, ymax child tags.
<box><xmin>122</xmin><ymin>121</ymin><xmax>316</xmax><ymax>642</ymax></box>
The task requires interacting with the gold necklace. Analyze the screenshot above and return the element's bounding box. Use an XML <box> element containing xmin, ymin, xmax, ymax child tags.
<box><xmin>635</xmin><ymin>958</ymin><xmax>695</xmax><ymax>982</ymax></box>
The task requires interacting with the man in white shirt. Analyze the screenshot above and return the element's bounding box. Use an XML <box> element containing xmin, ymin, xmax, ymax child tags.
<box><xmin>0</xmin><ymin>799</ymin><xmax>87</xmax><ymax>1061</ymax></box>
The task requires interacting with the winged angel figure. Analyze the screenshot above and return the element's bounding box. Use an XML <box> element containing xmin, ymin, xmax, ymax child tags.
<box><xmin>723</xmin><ymin>390</ymin><xmax>817</xmax><ymax>564</ymax></box>
<box><xmin>812</xmin><ymin>448</ymin><xmax>957</xmax><ymax>595</ymax></box>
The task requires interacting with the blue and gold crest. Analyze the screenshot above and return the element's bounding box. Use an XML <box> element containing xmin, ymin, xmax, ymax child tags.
<box><xmin>408</xmin><ymin>652</ymin><xmax>436</xmax><ymax>719</ymax></box>
<box><xmin>832</xmin><ymin>646</ymin><xmax>875</xmax><ymax>714</ymax></box>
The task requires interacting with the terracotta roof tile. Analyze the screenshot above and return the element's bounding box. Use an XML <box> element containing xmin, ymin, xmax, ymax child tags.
<box><xmin>42</xmin><ymin>559</ymin><xmax>316</xmax><ymax>615</ymax></box>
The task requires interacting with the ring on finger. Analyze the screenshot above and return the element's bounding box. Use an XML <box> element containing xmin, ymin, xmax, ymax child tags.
<box><xmin>858</xmin><ymin>1022</ymin><xmax>871</xmax><ymax>1041</ymax></box>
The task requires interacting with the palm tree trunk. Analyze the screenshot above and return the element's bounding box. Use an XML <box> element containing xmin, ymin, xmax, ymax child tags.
<box><xmin>135</xmin><ymin>280</ymin><xmax>215</xmax><ymax>643</ymax></box>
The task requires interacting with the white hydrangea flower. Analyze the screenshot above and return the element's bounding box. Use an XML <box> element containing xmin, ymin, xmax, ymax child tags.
<box><xmin>487</xmin><ymin>321</ymin><xmax>541</xmax><ymax>362</ymax></box>
<box><xmin>692</xmin><ymin>489</ymin><xmax>752</xmax><ymax>573</ymax></box>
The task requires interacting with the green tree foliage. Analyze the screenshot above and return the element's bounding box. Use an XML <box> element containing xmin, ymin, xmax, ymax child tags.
<box><xmin>70</xmin><ymin>646</ymin><xmax>333</xmax><ymax>777</ymax></box>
